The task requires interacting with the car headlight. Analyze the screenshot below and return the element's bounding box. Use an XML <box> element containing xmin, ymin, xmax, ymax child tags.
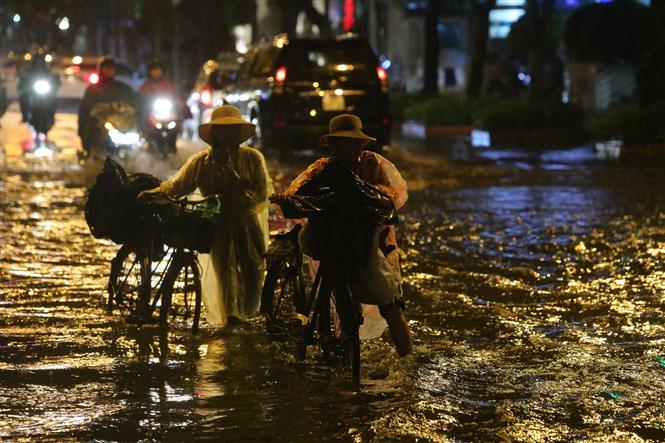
<box><xmin>33</xmin><ymin>79</ymin><xmax>52</xmax><ymax>95</ymax></box>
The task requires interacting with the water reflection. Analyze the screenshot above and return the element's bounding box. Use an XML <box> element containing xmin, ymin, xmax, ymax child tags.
<box><xmin>1</xmin><ymin>145</ymin><xmax>664</xmax><ymax>440</ymax></box>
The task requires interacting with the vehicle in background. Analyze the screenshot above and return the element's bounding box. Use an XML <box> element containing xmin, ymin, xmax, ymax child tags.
<box><xmin>185</xmin><ymin>52</ymin><xmax>241</xmax><ymax>136</ymax></box>
<box><xmin>57</xmin><ymin>56</ymin><xmax>142</xmax><ymax>100</ymax></box>
<box><xmin>27</xmin><ymin>73</ymin><xmax>59</xmax><ymax>146</ymax></box>
<box><xmin>82</xmin><ymin>101</ymin><xmax>143</xmax><ymax>161</ymax></box>
<box><xmin>145</xmin><ymin>96</ymin><xmax>179</xmax><ymax>157</ymax></box>
<box><xmin>226</xmin><ymin>34</ymin><xmax>391</xmax><ymax>151</ymax></box>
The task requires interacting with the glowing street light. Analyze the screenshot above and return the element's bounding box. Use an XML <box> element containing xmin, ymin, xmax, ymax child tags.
<box><xmin>58</xmin><ymin>17</ymin><xmax>70</xmax><ymax>31</ymax></box>
<box><xmin>13</xmin><ymin>14</ymin><xmax>21</xmax><ymax>23</ymax></box>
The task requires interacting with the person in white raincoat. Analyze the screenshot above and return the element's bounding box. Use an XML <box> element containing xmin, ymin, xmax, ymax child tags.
<box><xmin>139</xmin><ymin>105</ymin><xmax>272</xmax><ymax>325</ymax></box>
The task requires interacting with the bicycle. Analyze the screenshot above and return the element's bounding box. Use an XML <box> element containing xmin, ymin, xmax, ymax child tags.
<box><xmin>107</xmin><ymin>195</ymin><xmax>220</xmax><ymax>333</ymax></box>
<box><xmin>261</xmin><ymin>224</ymin><xmax>363</xmax><ymax>380</ymax></box>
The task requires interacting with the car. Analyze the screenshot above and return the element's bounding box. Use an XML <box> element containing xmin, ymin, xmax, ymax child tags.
<box><xmin>56</xmin><ymin>55</ymin><xmax>142</xmax><ymax>100</ymax></box>
<box><xmin>185</xmin><ymin>52</ymin><xmax>241</xmax><ymax>133</ymax></box>
<box><xmin>225</xmin><ymin>34</ymin><xmax>391</xmax><ymax>150</ymax></box>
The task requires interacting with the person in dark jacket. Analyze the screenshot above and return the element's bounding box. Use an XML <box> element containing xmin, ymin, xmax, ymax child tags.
<box><xmin>78</xmin><ymin>55</ymin><xmax>136</xmax><ymax>154</ymax></box>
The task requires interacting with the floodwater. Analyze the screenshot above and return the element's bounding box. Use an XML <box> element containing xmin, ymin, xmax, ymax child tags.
<box><xmin>1</xmin><ymin>131</ymin><xmax>665</xmax><ymax>441</ymax></box>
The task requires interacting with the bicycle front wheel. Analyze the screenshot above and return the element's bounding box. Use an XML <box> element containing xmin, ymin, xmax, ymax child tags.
<box><xmin>160</xmin><ymin>252</ymin><xmax>202</xmax><ymax>333</ymax></box>
<box><xmin>261</xmin><ymin>256</ymin><xmax>308</xmax><ymax>337</ymax></box>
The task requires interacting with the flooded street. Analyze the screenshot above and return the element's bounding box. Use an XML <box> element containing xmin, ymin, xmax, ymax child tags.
<box><xmin>1</xmin><ymin>108</ymin><xmax>665</xmax><ymax>441</ymax></box>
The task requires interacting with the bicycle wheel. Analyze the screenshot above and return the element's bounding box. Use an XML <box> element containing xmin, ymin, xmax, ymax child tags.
<box><xmin>159</xmin><ymin>252</ymin><xmax>202</xmax><ymax>333</ymax></box>
<box><xmin>318</xmin><ymin>273</ymin><xmax>361</xmax><ymax>380</ymax></box>
<box><xmin>108</xmin><ymin>245</ymin><xmax>172</xmax><ymax>318</ymax></box>
<box><xmin>261</xmin><ymin>256</ymin><xmax>308</xmax><ymax>337</ymax></box>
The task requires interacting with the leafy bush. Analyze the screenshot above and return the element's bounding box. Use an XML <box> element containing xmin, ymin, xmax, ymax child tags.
<box><xmin>399</xmin><ymin>95</ymin><xmax>585</xmax><ymax>132</ymax></box>
<box><xmin>475</xmin><ymin>100</ymin><xmax>585</xmax><ymax>132</ymax></box>
<box><xmin>403</xmin><ymin>96</ymin><xmax>474</xmax><ymax>126</ymax></box>
<box><xmin>588</xmin><ymin>102</ymin><xmax>665</xmax><ymax>145</ymax></box>
<box><xmin>389</xmin><ymin>92</ymin><xmax>428</xmax><ymax>122</ymax></box>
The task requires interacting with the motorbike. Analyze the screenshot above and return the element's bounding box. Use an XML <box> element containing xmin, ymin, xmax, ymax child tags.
<box><xmin>145</xmin><ymin>96</ymin><xmax>178</xmax><ymax>158</ymax></box>
<box><xmin>84</xmin><ymin>101</ymin><xmax>144</xmax><ymax>161</ymax></box>
<box><xmin>27</xmin><ymin>76</ymin><xmax>58</xmax><ymax>148</ymax></box>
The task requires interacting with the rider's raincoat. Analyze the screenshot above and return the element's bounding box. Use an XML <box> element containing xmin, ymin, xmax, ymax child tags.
<box><xmin>284</xmin><ymin>151</ymin><xmax>408</xmax><ymax>339</ymax></box>
<box><xmin>154</xmin><ymin>146</ymin><xmax>272</xmax><ymax>325</ymax></box>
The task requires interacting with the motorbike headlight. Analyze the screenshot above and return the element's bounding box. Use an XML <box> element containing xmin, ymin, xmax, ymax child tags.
<box><xmin>167</xmin><ymin>121</ymin><xmax>176</xmax><ymax>129</ymax></box>
<box><xmin>153</xmin><ymin>98</ymin><xmax>174</xmax><ymax>119</ymax></box>
<box><xmin>33</xmin><ymin>79</ymin><xmax>52</xmax><ymax>95</ymax></box>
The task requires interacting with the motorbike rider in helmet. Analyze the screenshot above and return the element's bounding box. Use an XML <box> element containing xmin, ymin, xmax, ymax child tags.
<box><xmin>17</xmin><ymin>49</ymin><xmax>59</xmax><ymax>124</ymax></box>
<box><xmin>78</xmin><ymin>55</ymin><xmax>136</xmax><ymax>156</ymax></box>
<box><xmin>138</xmin><ymin>59</ymin><xmax>180</xmax><ymax>153</ymax></box>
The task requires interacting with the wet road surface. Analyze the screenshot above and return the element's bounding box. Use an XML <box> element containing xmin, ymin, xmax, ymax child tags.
<box><xmin>1</xmin><ymin>108</ymin><xmax>665</xmax><ymax>441</ymax></box>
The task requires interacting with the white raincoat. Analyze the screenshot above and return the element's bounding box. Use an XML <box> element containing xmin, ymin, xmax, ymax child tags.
<box><xmin>155</xmin><ymin>146</ymin><xmax>273</xmax><ymax>325</ymax></box>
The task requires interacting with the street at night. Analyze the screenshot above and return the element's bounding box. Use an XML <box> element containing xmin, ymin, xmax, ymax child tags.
<box><xmin>2</xmin><ymin>0</ymin><xmax>665</xmax><ymax>441</ymax></box>
<box><xmin>2</xmin><ymin>102</ymin><xmax>664</xmax><ymax>440</ymax></box>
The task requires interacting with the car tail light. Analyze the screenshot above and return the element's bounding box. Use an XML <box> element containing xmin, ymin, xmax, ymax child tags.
<box><xmin>87</xmin><ymin>72</ymin><xmax>99</xmax><ymax>84</ymax></box>
<box><xmin>376</xmin><ymin>66</ymin><xmax>388</xmax><ymax>82</ymax></box>
<box><xmin>275</xmin><ymin>66</ymin><xmax>287</xmax><ymax>83</ymax></box>
<box><xmin>274</xmin><ymin>119</ymin><xmax>286</xmax><ymax>128</ymax></box>
<box><xmin>200</xmin><ymin>87</ymin><xmax>212</xmax><ymax>106</ymax></box>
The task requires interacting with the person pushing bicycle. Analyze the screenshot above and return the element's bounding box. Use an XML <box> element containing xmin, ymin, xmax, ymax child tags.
<box><xmin>271</xmin><ymin>114</ymin><xmax>413</xmax><ymax>356</ymax></box>
<box><xmin>138</xmin><ymin>105</ymin><xmax>273</xmax><ymax>325</ymax></box>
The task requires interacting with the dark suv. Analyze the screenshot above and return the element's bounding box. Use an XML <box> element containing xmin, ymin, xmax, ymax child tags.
<box><xmin>225</xmin><ymin>34</ymin><xmax>391</xmax><ymax>150</ymax></box>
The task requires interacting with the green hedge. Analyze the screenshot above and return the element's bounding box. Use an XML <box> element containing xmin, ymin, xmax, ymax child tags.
<box><xmin>394</xmin><ymin>93</ymin><xmax>585</xmax><ymax>132</ymax></box>
<box><xmin>403</xmin><ymin>97</ymin><xmax>474</xmax><ymax>126</ymax></box>
<box><xmin>588</xmin><ymin>102</ymin><xmax>665</xmax><ymax>145</ymax></box>
<box><xmin>475</xmin><ymin>100</ymin><xmax>585</xmax><ymax>132</ymax></box>
<box><xmin>390</xmin><ymin>92</ymin><xmax>428</xmax><ymax>122</ymax></box>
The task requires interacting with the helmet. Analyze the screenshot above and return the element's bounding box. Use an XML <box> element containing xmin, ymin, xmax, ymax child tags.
<box><xmin>97</xmin><ymin>55</ymin><xmax>116</xmax><ymax>72</ymax></box>
<box><xmin>148</xmin><ymin>59</ymin><xmax>163</xmax><ymax>71</ymax></box>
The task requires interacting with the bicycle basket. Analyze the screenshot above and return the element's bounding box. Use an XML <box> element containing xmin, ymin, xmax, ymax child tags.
<box><xmin>158</xmin><ymin>195</ymin><xmax>221</xmax><ymax>253</ymax></box>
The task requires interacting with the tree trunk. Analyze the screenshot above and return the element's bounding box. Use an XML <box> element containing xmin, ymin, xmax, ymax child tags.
<box><xmin>639</xmin><ymin>0</ymin><xmax>665</xmax><ymax>105</ymax></box>
<box><xmin>422</xmin><ymin>0</ymin><xmax>441</xmax><ymax>95</ymax></box>
<box><xmin>466</xmin><ymin>0</ymin><xmax>496</xmax><ymax>99</ymax></box>
<box><xmin>527</xmin><ymin>0</ymin><xmax>554</xmax><ymax>101</ymax></box>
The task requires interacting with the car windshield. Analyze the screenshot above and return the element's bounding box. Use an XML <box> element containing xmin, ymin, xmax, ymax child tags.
<box><xmin>278</xmin><ymin>39</ymin><xmax>377</xmax><ymax>80</ymax></box>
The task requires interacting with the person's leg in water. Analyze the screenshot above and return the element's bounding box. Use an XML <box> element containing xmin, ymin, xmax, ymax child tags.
<box><xmin>379</xmin><ymin>303</ymin><xmax>412</xmax><ymax>356</ymax></box>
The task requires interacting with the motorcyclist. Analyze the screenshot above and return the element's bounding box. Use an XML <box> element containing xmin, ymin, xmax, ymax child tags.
<box><xmin>17</xmin><ymin>51</ymin><xmax>60</xmax><ymax>124</ymax></box>
<box><xmin>271</xmin><ymin>114</ymin><xmax>413</xmax><ymax>357</ymax></box>
<box><xmin>138</xmin><ymin>59</ymin><xmax>180</xmax><ymax>152</ymax></box>
<box><xmin>78</xmin><ymin>55</ymin><xmax>136</xmax><ymax>155</ymax></box>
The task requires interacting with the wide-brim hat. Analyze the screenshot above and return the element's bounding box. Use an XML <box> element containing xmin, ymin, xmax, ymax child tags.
<box><xmin>323</xmin><ymin>113</ymin><xmax>376</xmax><ymax>143</ymax></box>
<box><xmin>198</xmin><ymin>105</ymin><xmax>256</xmax><ymax>146</ymax></box>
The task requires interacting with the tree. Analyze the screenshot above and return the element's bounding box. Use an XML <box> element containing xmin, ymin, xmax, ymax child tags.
<box><xmin>637</xmin><ymin>0</ymin><xmax>665</xmax><ymax>104</ymax></box>
<box><xmin>422</xmin><ymin>0</ymin><xmax>441</xmax><ymax>95</ymax></box>
<box><xmin>465</xmin><ymin>0</ymin><xmax>496</xmax><ymax>99</ymax></box>
<box><xmin>526</xmin><ymin>0</ymin><xmax>555</xmax><ymax>101</ymax></box>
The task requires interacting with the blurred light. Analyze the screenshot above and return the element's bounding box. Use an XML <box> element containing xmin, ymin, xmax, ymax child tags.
<box><xmin>200</xmin><ymin>88</ymin><xmax>212</xmax><ymax>105</ymax></box>
<box><xmin>489</xmin><ymin>25</ymin><xmax>512</xmax><ymax>39</ymax></box>
<box><xmin>235</xmin><ymin>40</ymin><xmax>248</xmax><ymax>54</ymax></box>
<box><xmin>334</xmin><ymin>88</ymin><xmax>343</xmax><ymax>96</ymax></box>
<box><xmin>275</xmin><ymin>66</ymin><xmax>287</xmax><ymax>82</ymax></box>
<box><xmin>381</xmin><ymin>58</ymin><xmax>392</xmax><ymax>70</ymax></box>
<box><xmin>24</xmin><ymin>53</ymin><xmax>32</xmax><ymax>61</ymax></box>
<box><xmin>376</xmin><ymin>66</ymin><xmax>388</xmax><ymax>82</ymax></box>
<box><xmin>496</xmin><ymin>0</ymin><xmax>525</xmax><ymax>5</ymax></box>
<box><xmin>44</xmin><ymin>54</ymin><xmax>53</xmax><ymax>63</ymax></box>
<box><xmin>72</xmin><ymin>55</ymin><xmax>82</xmax><ymax>65</ymax></box>
<box><xmin>343</xmin><ymin>0</ymin><xmax>355</xmax><ymax>32</ymax></box>
<box><xmin>336</xmin><ymin>64</ymin><xmax>352</xmax><ymax>71</ymax></box>
<box><xmin>517</xmin><ymin>72</ymin><xmax>531</xmax><ymax>85</ymax></box>
<box><xmin>88</xmin><ymin>72</ymin><xmax>99</xmax><ymax>84</ymax></box>
<box><xmin>490</xmin><ymin>9</ymin><xmax>525</xmax><ymax>23</ymax></box>
<box><xmin>58</xmin><ymin>17</ymin><xmax>70</xmax><ymax>31</ymax></box>
<box><xmin>153</xmin><ymin>98</ymin><xmax>174</xmax><ymax>119</ymax></box>
<box><xmin>471</xmin><ymin>129</ymin><xmax>491</xmax><ymax>148</ymax></box>
<box><xmin>13</xmin><ymin>14</ymin><xmax>21</xmax><ymax>23</ymax></box>
<box><xmin>309</xmin><ymin>109</ymin><xmax>317</xmax><ymax>117</ymax></box>
<box><xmin>33</xmin><ymin>79</ymin><xmax>52</xmax><ymax>95</ymax></box>
<box><xmin>167</xmin><ymin>121</ymin><xmax>177</xmax><ymax>129</ymax></box>
<box><xmin>312</xmin><ymin>81</ymin><xmax>319</xmax><ymax>88</ymax></box>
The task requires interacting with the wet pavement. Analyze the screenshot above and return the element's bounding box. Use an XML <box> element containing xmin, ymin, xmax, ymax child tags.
<box><xmin>1</xmin><ymin>107</ymin><xmax>665</xmax><ymax>441</ymax></box>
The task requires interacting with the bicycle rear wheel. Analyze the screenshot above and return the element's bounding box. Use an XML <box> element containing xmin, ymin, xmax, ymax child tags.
<box><xmin>159</xmin><ymin>252</ymin><xmax>202</xmax><ymax>333</ymax></box>
<box><xmin>108</xmin><ymin>245</ymin><xmax>172</xmax><ymax>319</ymax></box>
<box><xmin>317</xmin><ymin>273</ymin><xmax>361</xmax><ymax>380</ymax></box>
<box><xmin>261</xmin><ymin>256</ymin><xmax>308</xmax><ymax>337</ymax></box>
